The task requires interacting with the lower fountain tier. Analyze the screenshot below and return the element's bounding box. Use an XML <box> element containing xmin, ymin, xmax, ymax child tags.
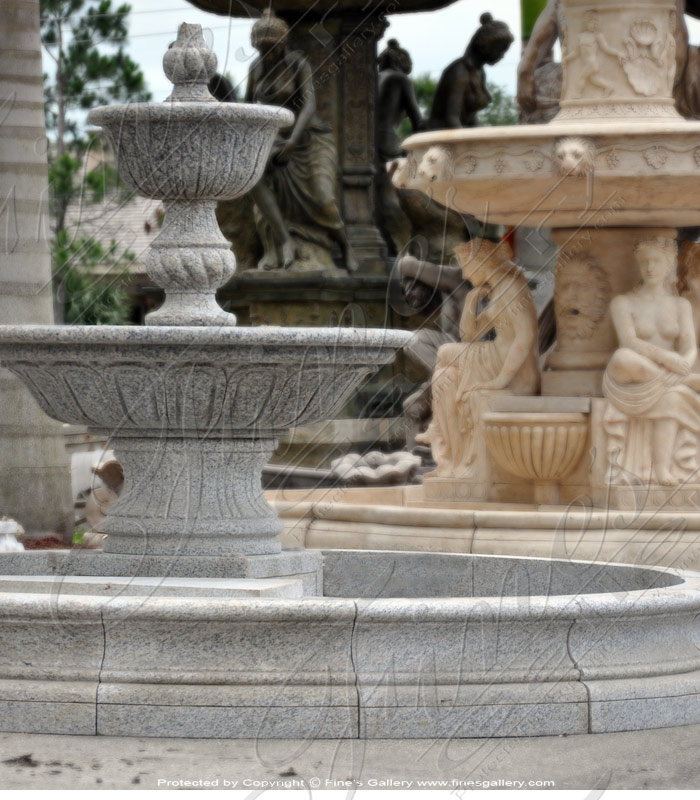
<box><xmin>0</xmin><ymin>550</ymin><xmax>698</xmax><ymax>739</ymax></box>
<box><xmin>0</xmin><ymin>324</ymin><xmax>410</xmax><ymax>559</ymax></box>
<box><xmin>401</xmin><ymin>121</ymin><xmax>700</xmax><ymax>228</ymax></box>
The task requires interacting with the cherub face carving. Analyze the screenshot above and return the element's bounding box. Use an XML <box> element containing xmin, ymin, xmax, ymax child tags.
<box><xmin>418</xmin><ymin>146</ymin><xmax>453</xmax><ymax>182</ymax></box>
<box><xmin>553</xmin><ymin>137</ymin><xmax>596</xmax><ymax>177</ymax></box>
<box><xmin>555</xmin><ymin>257</ymin><xmax>610</xmax><ymax>339</ymax></box>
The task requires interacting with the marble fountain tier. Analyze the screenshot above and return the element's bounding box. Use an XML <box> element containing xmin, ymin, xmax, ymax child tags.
<box><xmin>273</xmin><ymin>0</ymin><xmax>700</xmax><ymax>574</ymax></box>
<box><xmin>1</xmin><ymin>18</ymin><xmax>700</xmax><ymax>740</ymax></box>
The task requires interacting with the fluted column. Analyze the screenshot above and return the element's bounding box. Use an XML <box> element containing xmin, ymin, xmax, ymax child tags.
<box><xmin>0</xmin><ymin>0</ymin><xmax>73</xmax><ymax>535</ymax></box>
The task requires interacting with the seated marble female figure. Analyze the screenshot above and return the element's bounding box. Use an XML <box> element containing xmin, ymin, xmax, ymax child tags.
<box><xmin>417</xmin><ymin>239</ymin><xmax>540</xmax><ymax>478</ymax></box>
<box><xmin>603</xmin><ymin>237</ymin><xmax>700</xmax><ymax>486</ymax></box>
<box><xmin>246</xmin><ymin>10</ymin><xmax>357</xmax><ymax>272</ymax></box>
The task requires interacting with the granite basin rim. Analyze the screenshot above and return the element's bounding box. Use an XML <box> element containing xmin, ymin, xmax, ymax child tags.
<box><xmin>0</xmin><ymin>325</ymin><xmax>411</xmax><ymax>433</ymax></box>
<box><xmin>0</xmin><ymin>324</ymin><xmax>412</xmax><ymax>350</ymax></box>
<box><xmin>88</xmin><ymin>102</ymin><xmax>293</xmax><ymax>200</ymax></box>
<box><xmin>0</xmin><ymin>549</ymin><xmax>693</xmax><ymax>614</ymax></box>
<box><xmin>88</xmin><ymin>101</ymin><xmax>294</xmax><ymax>129</ymax></box>
<box><xmin>2</xmin><ymin>550</ymin><xmax>700</xmax><ymax>737</ymax></box>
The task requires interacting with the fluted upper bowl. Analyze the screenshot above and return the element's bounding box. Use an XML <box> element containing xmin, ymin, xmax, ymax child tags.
<box><xmin>87</xmin><ymin>102</ymin><xmax>293</xmax><ymax>200</ymax></box>
<box><xmin>0</xmin><ymin>325</ymin><xmax>411</xmax><ymax>435</ymax></box>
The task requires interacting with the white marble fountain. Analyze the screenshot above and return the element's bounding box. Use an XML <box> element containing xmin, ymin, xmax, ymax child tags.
<box><xmin>1</xmin><ymin>17</ymin><xmax>700</xmax><ymax>740</ymax></box>
<box><xmin>279</xmin><ymin>0</ymin><xmax>700</xmax><ymax>571</ymax></box>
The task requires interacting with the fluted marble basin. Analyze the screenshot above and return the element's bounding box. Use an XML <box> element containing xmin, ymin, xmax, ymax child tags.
<box><xmin>401</xmin><ymin>121</ymin><xmax>700</xmax><ymax>228</ymax></box>
<box><xmin>483</xmin><ymin>411</ymin><xmax>589</xmax><ymax>504</ymax></box>
<box><xmin>0</xmin><ymin>325</ymin><xmax>411</xmax><ymax>560</ymax></box>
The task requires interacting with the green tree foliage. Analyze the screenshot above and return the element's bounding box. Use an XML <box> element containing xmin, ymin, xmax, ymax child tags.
<box><xmin>412</xmin><ymin>72</ymin><xmax>438</xmax><ymax>117</ymax></box>
<box><xmin>53</xmin><ymin>230</ymin><xmax>134</xmax><ymax>325</ymax></box>
<box><xmin>41</xmin><ymin>0</ymin><xmax>150</xmax><ymax>231</ymax></box>
<box><xmin>41</xmin><ymin>0</ymin><xmax>149</xmax><ymax>323</ymax></box>
<box><xmin>477</xmin><ymin>83</ymin><xmax>520</xmax><ymax>126</ymax></box>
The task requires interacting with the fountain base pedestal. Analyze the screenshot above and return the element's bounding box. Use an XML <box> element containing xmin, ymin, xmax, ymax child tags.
<box><xmin>0</xmin><ymin>549</ymin><xmax>323</xmax><ymax>594</ymax></box>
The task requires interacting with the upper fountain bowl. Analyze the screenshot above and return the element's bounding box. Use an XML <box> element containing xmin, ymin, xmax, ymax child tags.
<box><xmin>87</xmin><ymin>102</ymin><xmax>292</xmax><ymax>202</ymax></box>
<box><xmin>399</xmin><ymin>121</ymin><xmax>700</xmax><ymax>229</ymax></box>
<box><xmin>87</xmin><ymin>22</ymin><xmax>293</xmax><ymax>203</ymax></box>
<box><xmin>398</xmin><ymin>0</ymin><xmax>700</xmax><ymax>229</ymax></box>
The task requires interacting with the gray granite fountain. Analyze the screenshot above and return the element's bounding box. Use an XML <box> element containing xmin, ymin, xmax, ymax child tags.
<box><xmin>0</xmin><ymin>23</ymin><xmax>700</xmax><ymax>740</ymax></box>
<box><xmin>0</xmin><ymin>24</ymin><xmax>409</xmax><ymax>594</ymax></box>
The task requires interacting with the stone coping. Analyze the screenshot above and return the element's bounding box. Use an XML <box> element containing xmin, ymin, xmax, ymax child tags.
<box><xmin>403</xmin><ymin>120</ymin><xmax>700</xmax><ymax>148</ymax></box>
<box><xmin>0</xmin><ymin>551</ymin><xmax>699</xmax><ymax>737</ymax></box>
<box><xmin>274</xmin><ymin>495</ymin><xmax>700</xmax><ymax>530</ymax></box>
<box><xmin>0</xmin><ymin>324</ymin><xmax>411</xmax><ymax>349</ymax></box>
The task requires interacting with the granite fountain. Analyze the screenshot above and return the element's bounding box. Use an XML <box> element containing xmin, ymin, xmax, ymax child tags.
<box><xmin>1</xmin><ymin>18</ymin><xmax>700</xmax><ymax>740</ymax></box>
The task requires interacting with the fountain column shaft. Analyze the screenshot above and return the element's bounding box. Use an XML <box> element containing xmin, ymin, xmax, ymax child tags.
<box><xmin>101</xmin><ymin>435</ymin><xmax>282</xmax><ymax>556</ymax></box>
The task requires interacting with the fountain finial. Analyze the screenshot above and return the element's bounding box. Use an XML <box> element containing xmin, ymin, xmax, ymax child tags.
<box><xmin>163</xmin><ymin>23</ymin><xmax>217</xmax><ymax>102</ymax></box>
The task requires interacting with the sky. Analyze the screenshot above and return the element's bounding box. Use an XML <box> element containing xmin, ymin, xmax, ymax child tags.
<box><xmin>62</xmin><ymin>0</ymin><xmax>524</xmax><ymax>103</ymax></box>
<box><xmin>43</xmin><ymin>0</ymin><xmax>700</xmax><ymax>113</ymax></box>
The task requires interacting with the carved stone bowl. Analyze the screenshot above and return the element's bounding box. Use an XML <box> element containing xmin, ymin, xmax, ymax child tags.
<box><xmin>0</xmin><ymin>325</ymin><xmax>410</xmax><ymax>557</ymax></box>
<box><xmin>87</xmin><ymin>102</ymin><xmax>293</xmax><ymax>201</ymax></box>
<box><xmin>0</xmin><ymin>325</ymin><xmax>409</xmax><ymax>433</ymax></box>
<box><xmin>401</xmin><ymin>122</ymin><xmax>700</xmax><ymax>228</ymax></box>
<box><xmin>482</xmin><ymin>411</ymin><xmax>589</xmax><ymax>505</ymax></box>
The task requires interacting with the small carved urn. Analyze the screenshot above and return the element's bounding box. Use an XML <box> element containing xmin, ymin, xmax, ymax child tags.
<box><xmin>88</xmin><ymin>23</ymin><xmax>293</xmax><ymax>326</ymax></box>
<box><xmin>482</xmin><ymin>411</ymin><xmax>589</xmax><ymax>504</ymax></box>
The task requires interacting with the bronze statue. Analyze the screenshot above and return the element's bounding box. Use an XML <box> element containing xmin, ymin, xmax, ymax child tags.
<box><xmin>375</xmin><ymin>39</ymin><xmax>425</xmax><ymax>256</ymax></box>
<box><xmin>425</xmin><ymin>13</ymin><xmax>514</xmax><ymax>130</ymax></box>
<box><xmin>246</xmin><ymin>10</ymin><xmax>357</xmax><ymax>272</ymax></box>
<box><xmin>376</xmin><ymin>39</ymin><xmax>423</xmax><ymax>162</ymax></box>
<box><xmin>397</xmin><ymin>252</ymin><xmax>472</xmax><ymax>446</ymax></box>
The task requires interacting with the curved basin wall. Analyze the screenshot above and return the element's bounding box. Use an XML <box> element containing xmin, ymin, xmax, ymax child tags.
<box><xmin>0</xmin><ymin>551</ymin><xmax>698</xmax><ymax>739</ymax></box>
<box><xmin>322</xmin><ymin>551</ymin><xmax>683</xmax><ymax>599</ymax></box>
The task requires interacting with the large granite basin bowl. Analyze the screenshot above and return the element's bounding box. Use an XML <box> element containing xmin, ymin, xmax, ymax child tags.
<box><xmin>0</xmin><ymin>325</ymin><xmax>409</xmax><ymax>433</ymax></box>
<box><xmin>87</xmin><ymin>102</ymin><xmax>293</xmax><ymax>200</ymax></box>
<box><xmin>0</xmin><ymin>325</ymin><xmax>411</xmax><ymax>557</ymax></box>
<box><xmin>0</xmin><ymin>549</ymin><xmax>699</xmax><ymax>739</ymax></box>
<box><xmin>401</xmin><ymin>121</ymin><xmax>700</xmax><ymax>228</ymax></box>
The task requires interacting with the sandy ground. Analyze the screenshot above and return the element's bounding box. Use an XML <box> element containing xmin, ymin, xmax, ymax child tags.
<box><xmin>1</xmin><ymin>724</ymin><xmax>700</xmax><ymax>790</ymax></box>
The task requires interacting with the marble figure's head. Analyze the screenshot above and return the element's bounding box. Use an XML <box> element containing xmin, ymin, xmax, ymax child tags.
<box><xmin>634</xmin><ymin>236</ymin><xmax>678</xmax><ymax>290</ymax></box>
<box><xmin>455</xmin><ymin>237</ymin><xmax>514</xmax><ymax>286</ymax></box>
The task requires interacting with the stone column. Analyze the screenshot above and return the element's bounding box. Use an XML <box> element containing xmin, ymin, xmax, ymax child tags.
<box><xmin>0</xmin><ymin>0</ymin><xmax>73</xmax><ymax>535</ymax></box>
<box><xmin>285</xmin><ymin>12</ymin><xmax>388</xmax><ymax>272</ymax></box>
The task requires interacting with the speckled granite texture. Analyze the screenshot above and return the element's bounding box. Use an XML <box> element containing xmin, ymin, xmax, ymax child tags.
<box><xmin>0</xmin><ymin>325</ymin><xmax>409</xmax><ymax>566</ymax></box>
<box><xmin>0</xmin><ymin>551</ymin><xmax>699</xmax><ymax>739</ymax></box>
<box><xmin>87</xmin><ymin>23</ymin><xmax>293</xmax><ymax>326</ymax></box>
